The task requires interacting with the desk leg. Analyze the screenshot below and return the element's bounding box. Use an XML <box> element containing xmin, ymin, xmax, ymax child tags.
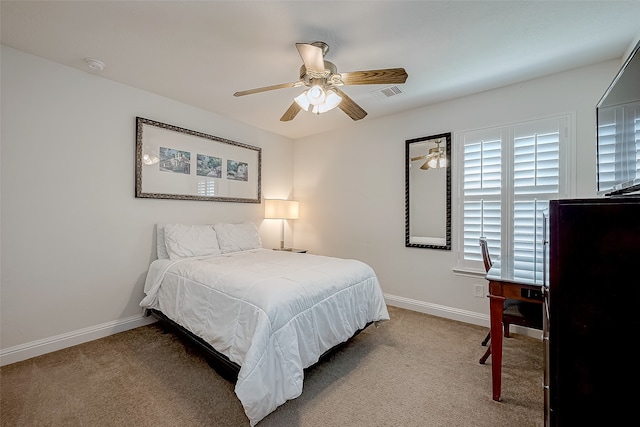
<box><xmin>489</xmin><ymin>292</ymin><xmax>505</xmax><ymax>402</ymax></box>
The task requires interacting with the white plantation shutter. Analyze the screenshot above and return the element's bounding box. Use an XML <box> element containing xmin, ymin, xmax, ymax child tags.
<box><xmin>596</xmin><ymin>108</ymin><xmax>617</xmax><ymax>191</ymax></box>
<box><xmin>462</xmin><ymin>130</ymin><xmax>502</xmax><ymax>264</ymax></box>
<box><xmin>597</xmin><ymin>105</ymin><xmax>640</xmax><ymax>193</ymax></box>
<box><xmin>636</xmin><ymin>112</ymin><xmax>640</xmax><ymax>177</ymax></box>
<box><xmin>512</xmin><ymin>121</ymin><xmax>560</xmax><ymax>281</ymax></box>
<box><xmin>513</xmin><ymin>200</ymin><xmax>548</xmax><ymax>281</ymax></box>
<box><xmin>458</xmin><ymin>115</ymin><xmax>569</xmax><ymax>276</ymax></box>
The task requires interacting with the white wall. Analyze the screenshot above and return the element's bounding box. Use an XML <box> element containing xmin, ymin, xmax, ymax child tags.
<box><xmin>293</xmin><ymin>59</ymin><xmax>621</xmax><ymax>324</ymax></box>
<box><xmin>0</xmin><ymin>43</ymin><xmax>623</xmax><ymax>365</ymax></box>
<box><xmin>0</xmin><ymin>46</ymin><xmax>294</xmax><ymax>364</ymax></box>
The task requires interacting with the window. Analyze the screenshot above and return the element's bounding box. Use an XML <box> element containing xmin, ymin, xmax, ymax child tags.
<box><xmin>597</xmin><ymin>103</ymin><xmax>640</xmax><ymax>193</ymax></box>
<box><xmin>457</xmin><ymin>115</ymin><xmax>571</xmax><ymax>281</ymax></box>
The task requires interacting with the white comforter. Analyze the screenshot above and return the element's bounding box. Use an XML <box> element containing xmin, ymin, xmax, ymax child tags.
<box><xmin>139</xmin><ymin>248</ymin><xmax>389</xmax><ymax>426</ymax></box>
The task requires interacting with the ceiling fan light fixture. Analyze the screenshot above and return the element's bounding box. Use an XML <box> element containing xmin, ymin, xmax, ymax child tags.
<box><xmin>416</xmin><ymin>139</ymin><xmax>447</xmax><ymax>170</ymax></box>
<box><xmin>316</xmin><ymin>89</ymin><xmax>342</xmax><ymax>113</ymax></box>
<box><xmin>294</xmin><ymin>87</ymin><xmax>342</xmax><ymax>114</ymax></box>
<box><xmin>142</xmin><ymin>153</ymin><xmax>159</xmax><ymax>165</ymax></box>
<box><xmin>425</xmin><ymin>146</ymin><xmax>447</xmax><ymax>169</ymax></box>
<box><xmin>306</xmin><ymin>86</ymin><xmax>326</xmax><ymax>106</ymax></box>
<box><xmin>294</xmin><ymin>91</ymin><xmax>311</xmax><ymax>110</ymax></box>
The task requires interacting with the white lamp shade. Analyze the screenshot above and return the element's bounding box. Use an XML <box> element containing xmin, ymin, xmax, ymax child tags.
<box><xmin>294</xmin><ymin>88</ymin><xmax>342</xmax><ymax>114</ymax></box>
<box><xmin>265</xmin><ymin>199</ymin><xmax>299</xmax><ymax>220</ymax></box>
<box><xmin>316</xmin><ymin>89</ymin><xmax>342</xmax><ymax>113</ymax></box>
<box><xmin>294</xmin><ymin>92</ymin><xmax>311</xmax><ymax>111</ymax></box>
<box><xmin>306</xmin><ymin>86</ymin><xmax>326</xmax><ymax>106</ymax></box>
<box><xmin>423</xmin><ymin>145</ymin><xmax>447</xmax><ymax>169</ymax></box>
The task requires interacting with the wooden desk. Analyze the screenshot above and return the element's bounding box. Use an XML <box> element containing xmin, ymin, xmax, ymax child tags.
<box><xmin>486</xmin><ymin>260</ymin><xmax>544</xmax><ymax>401</ymax></box>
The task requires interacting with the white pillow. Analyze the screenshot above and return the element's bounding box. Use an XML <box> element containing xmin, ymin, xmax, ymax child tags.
<box><xmin>163</xmin><ymin>224</ymin><xmax>221</xmax><ymax>260</ymax></box>
<box><xmin>214</xmin><ymin>222</ymin><xmax>262</xmax><ymax>253</ymax></box>
<box><xmin>156</xmin><ymin>224</ymin><xmax>170</xmax><ymax>259</ymax></box>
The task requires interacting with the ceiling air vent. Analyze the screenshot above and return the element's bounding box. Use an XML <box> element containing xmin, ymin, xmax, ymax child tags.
<box><xmin>371</xmin><ymin>85</ymin><xmax>405</xmax><ymax>99</ymax></box>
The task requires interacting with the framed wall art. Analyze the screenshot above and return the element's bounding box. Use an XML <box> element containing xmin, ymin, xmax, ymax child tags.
<box><xmin>135</xmin><ymin>117</ymin><xmax>261</xmax><ymax>203</ymax></box>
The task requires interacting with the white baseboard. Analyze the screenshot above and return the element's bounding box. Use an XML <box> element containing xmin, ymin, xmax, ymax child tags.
<box><xmin>0</xmin><ymin>313</ymin><xmax>156</xmax><ymax>367</ymax></box>
<box><xmin>384</xmin><ymin>293</ymin><xmax>490</xmax><ymax>326</ymax></box>
<box><xmin>1</xmin><ymin>295</ymin><xmax>540</xmax><ymax>367</ymax></box>
<box><xmin>383</xmin><ymin>293</ymin><xmax>542</xmax><ymax>339</ymax></box>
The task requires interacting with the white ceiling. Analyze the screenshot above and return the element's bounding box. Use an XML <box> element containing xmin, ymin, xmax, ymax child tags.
<box><xmin>2</xmin><ymin>1</ymin><xmax>640</xmax><ymax>140</ymax></box>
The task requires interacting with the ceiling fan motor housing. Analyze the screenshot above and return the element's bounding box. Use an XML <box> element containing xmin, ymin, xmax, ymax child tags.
<box><xmin>299</xmin><ymin>61</ymin><xmax>338</xmax><ymax>81</ymax></box>
<box><xmin>310</xmin><ymin>41</ymin><xmax>330</xmax><ymax>56</ymax></box>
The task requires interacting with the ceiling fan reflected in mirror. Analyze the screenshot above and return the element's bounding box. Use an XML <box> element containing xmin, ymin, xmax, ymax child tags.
<box><xmin>233</xmin><ymin>41</ymin><xmax>408</xmax><ymax>122</ymax></box>
<box><xmin>411</xmin><ymin>138</ymin><xmax>447</xmax><ymax>170</ymax></box>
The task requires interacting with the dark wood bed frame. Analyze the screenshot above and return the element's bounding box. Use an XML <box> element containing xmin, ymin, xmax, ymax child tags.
<box><xmin>145</xmin><ymin>308</ymin><xmax>372</xmax><ymax>383</ymax></box>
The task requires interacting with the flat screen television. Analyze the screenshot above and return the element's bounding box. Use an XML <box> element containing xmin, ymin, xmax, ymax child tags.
<box><xmin>596</xmin><ymin>39</ymin><xmax>640</xmax><ymax>196</ymax></box>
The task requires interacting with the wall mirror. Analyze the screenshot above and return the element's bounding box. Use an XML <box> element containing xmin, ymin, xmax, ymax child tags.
<box><xmin>405</xmin><ymin>132</ymin><xmax>451</xmax><ymax>250</ymax></box>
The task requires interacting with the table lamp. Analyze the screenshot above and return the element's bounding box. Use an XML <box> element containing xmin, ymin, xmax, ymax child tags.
<box><xmin>264</xmin><ymin>199</ymin><xmax>299</xmax><ymax>250</ymax></box>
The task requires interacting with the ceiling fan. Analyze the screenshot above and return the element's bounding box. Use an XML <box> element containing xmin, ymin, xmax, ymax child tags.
<box><xmin>233</xmin><ymin>41</ymin><xmax>408</xmax><ymax>122</ymax></box>
<box><xmin>411</xmin><ymin>138</ymin><xmax>447</xmax><ymax>170</ymax></box>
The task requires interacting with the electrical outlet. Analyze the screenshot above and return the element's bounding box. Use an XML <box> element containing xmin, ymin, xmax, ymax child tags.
<box><xmin>474</xmin><ymin>284</ymin><xmax>484</xmax><ymax>298</ymax></box>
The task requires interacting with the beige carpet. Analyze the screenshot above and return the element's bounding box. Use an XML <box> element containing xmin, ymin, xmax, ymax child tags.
<box><xmin>0</xmin><ymin>306</ymin><xmax>543</xmax><ymax>426</ymax></box>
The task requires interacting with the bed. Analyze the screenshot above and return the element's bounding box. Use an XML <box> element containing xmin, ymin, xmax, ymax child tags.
<box><xmin>139</xmin><ymin>223</ymin><xmax>390</xmax><ymax>426</ymax></box>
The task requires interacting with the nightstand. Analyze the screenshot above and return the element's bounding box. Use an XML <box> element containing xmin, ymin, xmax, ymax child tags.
<box><xmin>273</xmin><ymin>248</ymin><xmax>307</xmax><ymax>253</ymax></box>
